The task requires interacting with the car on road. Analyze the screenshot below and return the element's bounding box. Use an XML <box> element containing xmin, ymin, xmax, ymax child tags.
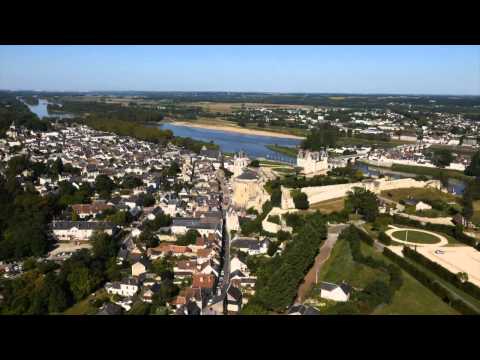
<box><xmin>435</xmin><ymin>250</ymin><xmax>445</xmax><ymax>255</ymax></box>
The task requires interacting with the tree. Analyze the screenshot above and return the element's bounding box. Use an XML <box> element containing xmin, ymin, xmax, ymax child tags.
<box><xmin>128</xmin><ymin>301</ymin><xmax>151</xmax><ymax>315</ymax></box>
<box><xmin>95</xmin><ymin>175</ymin><xmax>115</xmax><ymax>199</ymax></box>
<box><xmin>465</xmin><ymin>151</ymin><xmax>480</xmax><ymax>177</ymax></box>
<box><xmin>151</xmin><ymin>254</ymin><xmax>174</xmax><ymax>277</ymax></box>
<box><xmin>292</xmin><ymin>190</ymin><xmax>309</xmax><ymax>210</ymax></box>
<box><xmin>270</xmin><ymin>188</ymin><xmax>282</xmax><ymax>207</ymax></box>
<box><xmin>50</xmin><ymin>158</ymin><xmax>64</xmax><ymax>178</ymax></box>
<box><xmin>67</xmin><ymin>267</ymin><xmax>102</xmax><ymax>301</ymax></box>
<box><xmin>137</xmin><ymin>193</ymin><xmax>155</xmax><ymax>207</ymax></box>
<box><xmin>378</xmin><ymin>231</ymin><xmax>392</xmax><ymax>246</ymax></box>
<box><xmin>105</xmin><ymin>257</ymin><xmax>122</xmax><ymax>281</ymax></box>
<box><xmin>166</xmin><ymin>162</ymin><xmax>181</xmax><ymax>177</ymax></box>
<box><xmin>152</xmin><ymin>279</ymin><xmax>179</xmax><ymax>306</ymax></box>
<box><xmin>240</xmin><ymin>303</ymin><xmax>269</xmax><ymax>315</ymax></box>
<box><xmin>431</xmin><ymin>149</ymin><xmax>454</xmax><ymax>168</ymax></box>
<box><xmin>436</xmin><ymin>171</ymin><xmax>450</xmax><ymax>189</ymax></box>
<box><xmin>248</xmin><ymin>160</ymin><xmax>260</xmax><ymax>168</ymax></box>
<box><xmin>345</xmin><ymin>187</ymin><xmax>379</xmax><ymax>222</ymax></box>
<box><xmin>138</xmin><ymin>229</ymin><xmax>159</xmax><ymax>248</ymax></box>
<box><xmin>462</xmin><ymin>196</ymin><xmax>474</xmax><ymax>227</ymax></box>
<box><xmin>267</xmin><ymin>241</ymin><xmax>280</xmax><ymax>256</ymax></box>
<box><xmin>121</xmin><ymin>175</ymin><xmax>143</xmax><ymax>189</ymax></box>
<box><xmin>22</xmin><ymin>257</ymin><xmax>37</xmax><ymax>271</ymax></box>
<box><xmin>301</xmin><ymin>123</ymin><xmax>338</xmax><ymax>150</ymax></box>
<box><xmin>456</xmin><ymin>272</ymin><xmax>469</xmax><ymax>283</ymax></box>
<box><xmin>277</xmin><ymin>230</ymin><xmax>291</xmax><ymax>242</ymax></box>
<box><xmin>90</xmin><ymin>231</ymin><xmax>118</xmax><ymax>260</ymax></box>
<box><xmin>176</xmin><ymin>230</ymin><xmax>200</xmax><ymax>246</ymax></box>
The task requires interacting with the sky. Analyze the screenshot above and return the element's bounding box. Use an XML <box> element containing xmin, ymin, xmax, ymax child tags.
<box><xmin>0</xmin><ymin>45</ymin><xmax>479</xmax><ymax>95</ymax></box>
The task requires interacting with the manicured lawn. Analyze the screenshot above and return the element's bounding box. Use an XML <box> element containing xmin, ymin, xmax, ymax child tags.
<box><xmin>372</xmin><ymin>271</ymin><xmax>459</xmax><ymax>315</ymax></box>
<box><xmin>390</xmin><ymin>230</ymin><xmax>441</xmax><ymax>244</ymax></box>
<box><xmin>309</xmin><ymin>197</ymin><xmax>345</xmax><ymax>214</ymax></box>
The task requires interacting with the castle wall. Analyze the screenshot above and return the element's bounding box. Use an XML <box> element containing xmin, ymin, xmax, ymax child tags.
<box><xmin>280</xmin><ymin>178</ymin><xmax>441</xmax><ymax>210</ymax></box>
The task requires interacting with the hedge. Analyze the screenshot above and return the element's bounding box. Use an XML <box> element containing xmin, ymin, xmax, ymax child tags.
<box><xmin>383</xmin><ymin>247</ymin><xmax>480</xmax><ymax>315</ymax></box>
<box><xmin>392</xmin><ymin>214</ymin><xmax>479</xmax><ymax>249</ymax></box>
<box><xmin>403</xmin><ymin>246</ymin><xmax>480</xmax><ymax>300</ymax></box>
<box><xmin>341</xmin><ymin>226</ymin><xmax>403</xmax><ymax>309</ymax></box>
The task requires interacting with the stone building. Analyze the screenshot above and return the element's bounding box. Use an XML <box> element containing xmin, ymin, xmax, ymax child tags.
<box><xmin>297</xmin><ymin>149</ymin><xmax>329</xmax><ymax>176</ymax></box>
<box><xmin>232</xmin><ymin>169</ymin><xmax>269</xmax><ymax>212</ymax></box>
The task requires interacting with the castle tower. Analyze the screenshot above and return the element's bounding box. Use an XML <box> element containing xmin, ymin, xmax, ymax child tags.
<box><xmin>233</xmin><ymin>151</ymin><xmax>250</xmax><ymax>177</ymax></box>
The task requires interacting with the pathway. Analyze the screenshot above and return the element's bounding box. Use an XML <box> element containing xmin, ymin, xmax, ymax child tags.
<box><xmin>295</xmin><ymin>223</ymin><xmax>348</xmax><ymax>304</ymax></box>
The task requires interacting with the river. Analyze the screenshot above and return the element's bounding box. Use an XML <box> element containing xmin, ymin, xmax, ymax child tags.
<box><xmin>22</xmin><ymin>98</ymin><xmax>74</xmax><ymax>120</ymax></box>
<box><xmin>24</xmin><ymin>101</ymin><xmax>466</xmax><ymax>194</ymax></box>
<box><xmin>159</xmin><ymin>123</ymin><xmax>466</xmax><ymax>194</ymax></box>
<box><xmin>159</xmin><ymin>123</ymin><xmax>300</xmax><ymax>163</ymax></box>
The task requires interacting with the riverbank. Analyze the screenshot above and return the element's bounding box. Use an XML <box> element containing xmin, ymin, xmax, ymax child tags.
<box><xmin>265</xmin><ymin>144</ymin><xmax>299</xmax><ymax>157</ymax></box>
<box><xmin>357</xmin><ymin>160</ymin><xmax>473</xmax><ymax>183</ymax></box>
<box><xmin>167</xmin><ymin>120</ymin><xmax>305</xmax><ymax>140</ymax></box>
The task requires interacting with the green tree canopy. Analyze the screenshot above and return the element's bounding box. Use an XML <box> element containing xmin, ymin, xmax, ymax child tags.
<box><xmin>465</xmin><ymin>151</ymin><xmax>480</xmax><ymax>177</ymax></box>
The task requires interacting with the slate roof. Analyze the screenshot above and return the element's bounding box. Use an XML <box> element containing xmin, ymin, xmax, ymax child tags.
<box><xmin>97</xmin><ymin>303</ymin><xmax>123</xmax><ymax>315</ymax></box>
<box><xmin>320</xmin><ymin>281</ymin><xmax>351</xmax><ymax>295</ymax></box>
<box><xmin>236</xmin><ymin>170</ymin><xmax>259</xmax><ymax>180</ymax></box>
<box><xmin>51</xmin><ymin>221</ymin><xmax>115</xmax><ymax>230</ymax></box>
<box><xmin>288</xmin><ymin>304</ymin><xmax>321</xmax><ymax>315</ymax></box>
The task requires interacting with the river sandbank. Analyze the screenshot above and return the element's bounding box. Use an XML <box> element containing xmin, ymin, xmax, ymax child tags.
<box><xmin>168</xmin><ymin>121</ymin><xmax>305</xmax><ymax>140</ymax></box>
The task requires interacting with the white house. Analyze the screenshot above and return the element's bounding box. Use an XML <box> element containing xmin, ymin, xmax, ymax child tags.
<box><xmin>319</xmin><ymin>281</ymin><xmax>352</xmax><ymax>302</ymax></box>
<box><xmin>230</xmin><ymin>256</ymin><xmax>249</xmax><ymax>274</ymax></box>
<box><xmin>50</xmin><ymin>221</ymin><xmax>115</xmax><ymax>242</ymax></box>
<box><xmin>230</xmin><ymin>237</ymin><xmax>270</xmax><ymax>256</ymax></box>
<box><xmin>131</xmin><ymin>258</ymin><xmax>150</xmax><ymax>277</ymax></box>
<box><xmin>415</xmin><ymin>201</ymin><xmax>432</xmax><ymax>211</ymax></box>
<box><xmin>105</xmin><ymin>277</ymin><xmax>139</xmax><ymax>297</ymax></box>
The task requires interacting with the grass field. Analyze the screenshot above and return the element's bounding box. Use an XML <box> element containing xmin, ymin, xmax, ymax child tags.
<box><xmin>337</xmin><ymin>137</ymin><xmax>412</xmax><ymax>148</ymax></box>
<box><xmin>372</xmin><ymin>271</ymin><xmax>459</xmax><ymax>315</ymax></box>
<box><xmin>390</xmin><ymin>164</ymin><xmax>474</xmax><ymax>182</ymax></box>
<box><xmin>307</xmin><ymin>237</ymin><xmax>459</xmax><ymax>314</ymax></box>
<box><xmin>64</xmin><ymin>289</ymin><xmax>108</xmax><ymax>315</ymax></box>
<box><xmin>390</xmin><ymin>230</ymin><xmax>441</xmax><ymax>244</ymax></box>
<box><xmin>312</xmin><ymin>240</ymin><xmax>389</xmax><ymax>290</ymax></box>
<box><xmin>310</xmin><ymin>197</ymin><xmax>345</xmax><ymax>214</ymax></box>
<box><xmin>381</xmin><ymin>187</ymin><xmax>461</xmax><ymax>205</ymax></box>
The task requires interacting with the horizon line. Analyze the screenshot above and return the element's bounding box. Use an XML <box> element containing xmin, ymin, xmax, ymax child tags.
<box><xmin>1</xmin><ymin>89</ymin><xmax>479</xmax><ymax>97</ymax></box>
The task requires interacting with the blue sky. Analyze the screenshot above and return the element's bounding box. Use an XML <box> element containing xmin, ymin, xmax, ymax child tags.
<box><xmin>0</xmin><ymin>45</ymin><xmax>479</xmax><ymax>95</ymax></box>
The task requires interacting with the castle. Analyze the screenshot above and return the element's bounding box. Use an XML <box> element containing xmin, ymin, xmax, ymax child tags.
<box><xmin>233</xmin><ymin>151</ymin><xmax>250</xmax><ymax>177</ymax></box>
<box><xmin>296</xmin><ymin>149</ymin><xmax>329</xmax><ymax>176</ymax></box>
<box><xmin>232</xmin><ymin>169</ymin><xmax>270</xmax><ymax>212</ymax></box>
